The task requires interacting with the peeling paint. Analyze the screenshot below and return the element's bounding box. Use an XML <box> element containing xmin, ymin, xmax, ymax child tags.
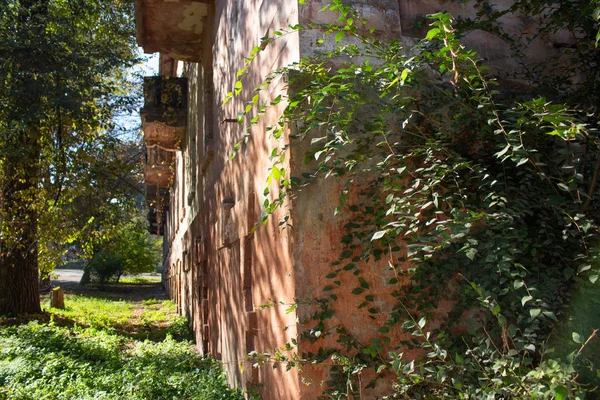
<box><xmin>177</xmin><ymin>3</ymin><xmax>208</xmax><ymax>34</ymax></box>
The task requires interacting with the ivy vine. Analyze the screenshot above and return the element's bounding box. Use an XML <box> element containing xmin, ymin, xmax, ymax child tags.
<box><xmin>228</xmin><ymin>1</ymin><xmax>600</xmax><ymax>398</ymax></box>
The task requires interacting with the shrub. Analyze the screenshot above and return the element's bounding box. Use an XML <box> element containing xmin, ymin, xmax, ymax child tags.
<box><xmin>85</xmin><ymin>217</ymin><xmax>161</xmax><ymax>284</ymax></box>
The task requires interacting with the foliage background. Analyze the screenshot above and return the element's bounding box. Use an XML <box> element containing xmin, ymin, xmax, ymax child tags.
<box><xmin>84</xmin><ymin>217</ymin><xmax>162</xmax><ymax>284</ymax></box>
<box><xmin>0</xmin><ymin>0</ymin><xmax>147</xmax><ymax>302</ymax></box>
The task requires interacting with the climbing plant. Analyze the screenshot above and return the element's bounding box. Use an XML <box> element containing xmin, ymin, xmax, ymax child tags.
<box><xmin>229</xmin><ymin>0</ymin><xmax>600</xmax><ymax>398</ymax></box>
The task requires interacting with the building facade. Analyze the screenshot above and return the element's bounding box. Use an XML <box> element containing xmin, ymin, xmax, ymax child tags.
<box><xmin>135</xmin><ymin>1</ymin><xmax>576</xmax><ymax>397</ymax></box>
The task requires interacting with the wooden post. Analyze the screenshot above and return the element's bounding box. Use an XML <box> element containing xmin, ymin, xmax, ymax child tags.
<box><xmin>50</xmin><ymin>287</ymin><xmax>64</xmax><ymax>309</ymax></box>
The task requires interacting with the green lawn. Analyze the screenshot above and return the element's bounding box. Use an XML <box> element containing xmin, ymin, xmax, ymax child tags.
<box><xmin>0</xmin><ymin>293</ymin><xmax>243</xmax><ymax>400</ymax></box>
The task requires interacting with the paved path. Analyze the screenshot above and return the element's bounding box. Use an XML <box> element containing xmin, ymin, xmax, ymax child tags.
<box><xmin>53</xmin><ymin>268</ymin><xmax>84</xmax><ymax>288</ymax></box>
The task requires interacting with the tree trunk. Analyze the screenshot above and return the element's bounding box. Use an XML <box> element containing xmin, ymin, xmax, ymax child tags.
<box><xmin>0</xmin><ymin>130</ymin><xmax>42</xmax><ymax>315</ymax></box>
<box><xmin>50</xmin><ymin>287</ymin><xmax>64</xmax><ymax>309</ymax></box>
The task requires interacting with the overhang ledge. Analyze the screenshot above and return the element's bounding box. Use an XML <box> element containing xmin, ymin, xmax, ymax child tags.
<box><xmin>135</xmin><ymin>0</ymin><xmax>213</xmax><ymax>62</ymax></box>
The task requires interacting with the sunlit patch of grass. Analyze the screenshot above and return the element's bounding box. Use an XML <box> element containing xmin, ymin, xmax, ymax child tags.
<box><xmin>141</xmin><ymin>298</ymin><xmax>162</xmax><ymax>306</ymax></box>
<box><xmin>41</xmin><ymin>295</ymin><xmax>190</xmax><ymax>342</ymax></box>
<box><xmin>135</xmin><ymin>300</ymin><xmax>193</xmax><ymax>341</ymax></box>
<box><xmin>119</xmin><ymin>276</ymin><xmax>162</xmax><ymax>284</ymax></box>
<box><xmin>43</xmin><ymin>294</ymin><xmax>133</xmax><ymax>330</ymax></box>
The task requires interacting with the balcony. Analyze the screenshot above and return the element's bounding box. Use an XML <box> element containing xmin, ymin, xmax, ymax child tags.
<box><xmin>146</xmin><ymin>183</ymin><xmax>170</xmax><ymax>236</ymax></box>
<box><xmin>144</xmin><ymin>147</ymin><xmax>174</xmax><ymax>187</ymax></box>
<box><xmin>135</xmin><ymin>0</ymin><xmax>212</xmax><ymax>62</ymax></box>
<box><xmin>141</xmin><ymin>76</ymin><xmax>188</xmax><ymax>151</ymax></box>
<box><xmin>144</xmin><ymin>147</ymin><xmax>173</xmax><ymax>236</ymax></box>
<box><xmin>147</xmin><ymin>207</ymin><xmax>167</xmax><ymax>236</ymax></box>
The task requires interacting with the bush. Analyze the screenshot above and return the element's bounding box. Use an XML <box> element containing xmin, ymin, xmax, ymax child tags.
<box><xmin>85</xmin><ymin>217</ymin><xmax>161</xmax><ymax>284</ymax></box>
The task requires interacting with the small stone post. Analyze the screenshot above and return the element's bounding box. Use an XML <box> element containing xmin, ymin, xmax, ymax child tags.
<box><xmin>50</xmin><ymin>287</ymin><xmax>64</xmax><ymax>309</ymax></box>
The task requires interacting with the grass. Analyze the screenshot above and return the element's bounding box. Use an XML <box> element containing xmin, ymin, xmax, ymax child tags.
<box><xmin>44</xmin><ymin>295</ymin><xmax>133</xmax><ymax>329</ymax></box>
<box><xmin>119</xmin><ymin>276</ymin><xmax>162</xmax><ymax>284</ymax></box>
<box><xmin>40</xmin><ymin>294</ymin><xmax>189</xmax><ymax>341</ymax></box>
<box><xmin>0</xmin><ymin>290</ymin><xmax>242</xmax><ymax>400</ymax></box>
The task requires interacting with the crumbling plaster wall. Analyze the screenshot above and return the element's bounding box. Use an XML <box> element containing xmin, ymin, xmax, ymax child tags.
<box><xmin>289</xmin><ymin>0</ymin><xmax>579</xmax><ymax>397</ymax></box>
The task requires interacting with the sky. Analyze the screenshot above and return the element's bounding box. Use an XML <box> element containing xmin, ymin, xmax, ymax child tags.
<box><xmin>138</xmin><ymin>50</ymin><xmax>159</xmax><ymax>76</ymax></box>
<box><xmin>113</xmin><ymin>50</ymin><xmax>159</xmax><ymax>141</ymax></box>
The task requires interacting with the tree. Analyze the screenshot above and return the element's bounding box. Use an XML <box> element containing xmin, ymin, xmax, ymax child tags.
<box><xmin>84</xmin><ymin>217</ymin><xmax>161</xmax><ymax>284</ymax></box>
<box><xmin>0</xmin><ymin>0</ymin><xmax>139</xmax><ymax>315</ymax></box>
<box><xmin>38</xmin><ymin>135</ymin><xmax>146</xmax><ymax>280</ymax></box>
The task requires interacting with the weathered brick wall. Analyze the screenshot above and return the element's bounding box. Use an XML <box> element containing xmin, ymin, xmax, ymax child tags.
<box><xmin>162</xmin><ymin>0</ymin><xmax>305</xmax><ymax>397</ymax></box>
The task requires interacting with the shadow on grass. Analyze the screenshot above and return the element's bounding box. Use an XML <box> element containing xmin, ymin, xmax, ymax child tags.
<box><xmin>63</xmin><ymin>281</ymin><xmax>168</xmax><ymax>302</ymax></box>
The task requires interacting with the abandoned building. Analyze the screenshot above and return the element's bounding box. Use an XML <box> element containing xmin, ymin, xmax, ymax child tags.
<box><xmin>135</xmin><ymin>0</ymin><xmax>576</xmax><ymax>397</ymax></box>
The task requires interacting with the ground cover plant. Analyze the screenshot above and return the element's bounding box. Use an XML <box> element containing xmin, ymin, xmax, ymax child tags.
<box><xmin>0</xmin><ymin>290</ymin><xmax>241</xmax><ymax>399</ymax></box>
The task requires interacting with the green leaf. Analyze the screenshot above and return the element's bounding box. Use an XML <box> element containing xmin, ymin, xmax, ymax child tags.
<box><xmin>516</xmin><ymin>157</ymin><xmax>528</xmax><ymax>167</ymax></box>
<box><xmin>371</xmin><ymin>230</ymin><xmax>386</xmax><ymax>241</ymax></box>
<box><xmin>554</xmin><ymin>385</ymin><xmax>568</xmax><ymax>400</ymax></box>
<box><xmin>343</xmin><ymin>263</ymin><xmax>356</xmax><ymax>271</ymax></box>
<box><xmin>400</xmin><ymin>68</ymin><xmax>409</xmax><ymax>84</ymax></box>
<box><xmin>335</xmin><ymin>31</ymin><xmax>344</xmax><ymax>42</ymax></box>
<box><xmin>425</xmin><ymin>28</ymin><xmax>440</xmax><ymax>40</ymax></box>
<box><xmin>578</xmin><ymin>264</ymin><xmax>591</xmax><ymax>274</ymax></box>
<box><xmin>521</xmin><ymin>295</ymin><xmax>533</xmax><ymax>306</ymax></box>
<box><xmin>572</xmin><ymin>332</ymin><xmax>583</xmax><ymax>344</ymax></box>
<box><xmin>465</xmin><ymin>248</ymin><xmax>478</xmax><ymax>260</ymax></box>
<box><xmin>351</xmin><ymin>287</ymin><xmax>364</xmax><ymax>295</ymax></box>
<box><xmin>513</xmin><ymin>280</ymin><xmax>524</xmax><ymax>290</ymax></box>
<box><xmin>495</xmin><ymin>144</ymin><xmax>511</xmax><ymax>158</ymax></box>
<box><xmin>530</xmin><ymin>308</ymin><xmax>541</xmax><ymax>318</ymax></box>
<box><xmin>271</xmin><ymin>166</ymin><xmax>281</xmax><ymax>181</ymax></box>
<box><xmin>234</xmin><ymin>80</ymin><xmax>243</xmax><ymax>95</ymax></box>
<box><xmin>359</xmin><ymin>277</ymin><xmax>370</xmax><ymax>289</ymax></box>
<box><xmin>271</xmin><ymin>95</ymin><xmax>282</xmax><ymax>105</ymax></box>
